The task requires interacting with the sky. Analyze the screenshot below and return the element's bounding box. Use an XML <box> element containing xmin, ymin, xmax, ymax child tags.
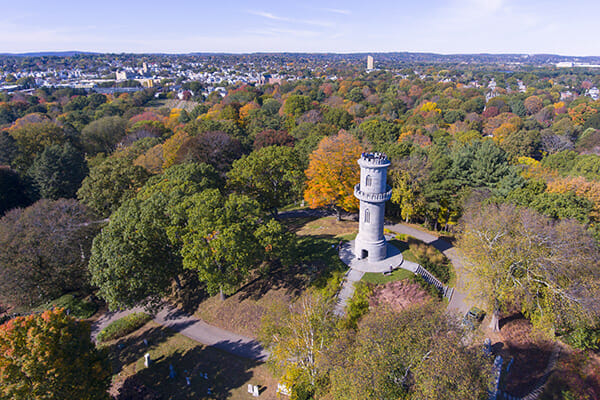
<box><xmin>1</xmin><ymin>0</ymin><xmax>599</xmax><ymax>56</ymax></box>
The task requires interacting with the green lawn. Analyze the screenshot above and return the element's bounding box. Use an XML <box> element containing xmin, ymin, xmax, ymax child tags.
<box><xmin>361</xmin><ymin>268</ymin><xmax>414</xmax><ymax>284</ymax></box>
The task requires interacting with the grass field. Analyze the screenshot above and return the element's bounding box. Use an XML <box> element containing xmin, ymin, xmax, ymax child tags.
<box><xmin>362</xmin><ymin>268</ymin><xmax>414</xmax><ymax>284</ymax></box>
<box><xmin>102</xmin><ymin>321</ymin><xmax>279</xmax><ymax>400</ymax></box>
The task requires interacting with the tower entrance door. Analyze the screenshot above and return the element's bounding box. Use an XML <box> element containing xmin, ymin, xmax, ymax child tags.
<box><xmin>361</xmin><ymin>249</ymin><xmax>368</xmax><ymax>259</ymax></box>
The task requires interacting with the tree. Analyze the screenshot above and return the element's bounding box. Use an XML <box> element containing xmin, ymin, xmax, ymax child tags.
<box><xmin>80</xmin><ymin>116</ymin><xmax>127</xmax><ymax>155</ymax></box>
<box><xmin>89</xmin><ymin>163</ymin><xmax>221</xmax><ymax>309</ymax></box>
<box><xmin>260</xmin><ymin>291</ymin><xmax>337</xmax><ymax>398</ymax></box>
<box><xmin>0</xmin><ymin>309</ymin><xmax>111</xmax><ymax>400</ymax></box>
<box><xmin>227</xmin><ymin>146</ymin><xmax>304</xmax><ymax>216</ymax></box>
<box><xmin>0</xmin><ymin>199</ymin><xmax>97</xmax><ymax>308</ymax></box>
<box><xmin>174</xmin><ymin>190</ymin><xmax>275</xmax><ymax>299</ymax></box>
<box><xmin>283</xmin><ymin>95</ymin><xmax>311</xmax><ymax>117</ymax></box>
<box><xmin>328</xmin><ymin>303</ymin><xmax>491</xmax><ymax>400</ymax></box>
<box><xmin>304</xmin><ymin>131</ymin><xmax>363</xmax><ymax>220</ymax></box>
<box><xmin>174</xmin><ymin>131</ymin><xmax>243</xmax><ymax>176</ymax></box>
<box><xmin>89</xmin><ymin>196</ymin><xmax>182</xmax><ymax>310</ymax></box>
<box><xmin>457</xmin><ymin>203</ymin><xmax>600</xmax><ymax>333</ymax></box>
<box><xmin>411</xmin><ymin>331</ymin><xmax>492</xmax><ymax>400</ymax></box>
<box><xmin>29</xmin><ymin>143</ymin><xmax>88</xmax><ymax>200</ymax></box>
<box><xmin>8</xmin><ymin>120</ymin><xmax>67</xmax><ymax>171</ymax></box>
<box><xmin>77</xmin><ymin>156</ymin><xmax>151</xmax><ymax>217</ymax></box>
<box><xmin>0</xmin><ymin>131</ymin><xmax>18</xmax><ymax>166</ymax></box>
<box><xmin>0</xmin><ymin>167</ymin><xmax>32</xmax><ymax>216</ymax></box>
<box><xmin>524</xmin><ymin>95</ymin><xmax>543</xmax><ymax>115</ymax></box>
<box><xmin>253</xmin><ymin>129</ymin><xmax>295</xmax><ymax>149</ymax></box>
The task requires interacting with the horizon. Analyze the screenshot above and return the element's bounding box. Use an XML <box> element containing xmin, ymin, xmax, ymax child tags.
<box><xmin>2</xmin><ymin>0</ymin><xmax>600</xmax><ymax>56</ymax></box>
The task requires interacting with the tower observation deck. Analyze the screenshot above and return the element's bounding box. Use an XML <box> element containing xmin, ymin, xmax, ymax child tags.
<box><xmin>354</xmin><ymin>152</ymin><xmax>392</xmax><ymax>262</ymax></box>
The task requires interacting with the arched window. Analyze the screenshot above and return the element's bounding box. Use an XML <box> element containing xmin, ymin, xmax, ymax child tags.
<box><xmin>364</xmin><ymin>208</ymin><xmax>370</xmax><ymax>223</ymax></box>
<box><xmin>366</xmin><ymin>175</ymin><xmax>372</xmax><ymax>187</ymax></box>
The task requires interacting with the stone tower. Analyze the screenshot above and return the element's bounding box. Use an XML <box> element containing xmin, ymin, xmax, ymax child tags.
<box><xmin>354</xmin><ymin>152</ymin><xmax>392</xmax><ymax>262</ymax></box>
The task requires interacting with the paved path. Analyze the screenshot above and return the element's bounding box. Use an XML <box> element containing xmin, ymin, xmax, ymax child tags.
<box><xmin>385</xmin><ymin>223</ymin><xmax>472</xmax><ymax>315</ymax></box>
<box><xmin>91</xmin><ymin>303</ymin><xmax>268</xmax><ymax>361</ymax></box>
<box><xmin>334</xmin><ymin>268</ymin><xmax>365</xmax><ymax>315</ymax></box>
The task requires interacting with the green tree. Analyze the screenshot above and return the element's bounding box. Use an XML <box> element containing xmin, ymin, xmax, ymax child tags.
<box><xmin>0</xmin><ymin>199</ymin><xmax>97</xmax><ymax>308</ymax></box>
<box><xmin>89</xmin><ymin>196</ymin><xmax>182</xmax><ymax>310</ymax></box>
<box><xmin>89</xmin><ymin>163</ymin><xmax>221</xmax><ymax>309</ymax></box>
<box><xmin>0</xmin><ymin>167</ymin><xmax>32</xmax><ymax>216</ymax></box>
<box><xmin>29</xmin><ymin>143</ymin><xmax>88</xmax><ymax>200</ymax></box>
<box><xmin>80</xmin><ymin>116</ymin><xmax>127</xmax><ymax>155</ymax></box>
<box><xmin>174</xmin><ymin>190</ymin><xmax>274</xmax><ymax>299</ymax></box>
<box><xmin>0</xmin><ymin>131</ymin><xmax>18</xmax><ymax>166</ymax></box>
<box><xmin>9</xmin><ymin>121</ymin><xmax>67</xmax><ymax>171</ymax></box>
<box><xmin>0</xmin><ymin>309</ymin><xmax>111</xmax><ymax>400</ymax></box>
<box><xmin>227</xmin><ymin>146</ymin><xmax>304</xmax><ymax>216</ymax></box>
<box><xmin>77</xmin><ymin>156</ymin><xmax>151</xmax><ymax>217</ymax></box>
<box><xmin>283</xmin><ymin>95</ymin><xmax>311</xmax><ymax>117</ymax></box>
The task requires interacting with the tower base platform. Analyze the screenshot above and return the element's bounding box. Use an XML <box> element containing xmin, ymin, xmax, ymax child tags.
<box><xmin>338</xmin><ymin>240</ymin><xmax>404</xmax><ymax>273</ymax></box>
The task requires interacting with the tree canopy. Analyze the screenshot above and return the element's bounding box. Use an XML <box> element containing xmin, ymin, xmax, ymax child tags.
<box><xmin>0</xmin><ymin>309</ymin><xmax>111</xmax><ymax>400</ymax></box>
<box><xmin>304</xmin><ymin>131</ymin><xmax>363</xmax><ymax>219</ymax></box>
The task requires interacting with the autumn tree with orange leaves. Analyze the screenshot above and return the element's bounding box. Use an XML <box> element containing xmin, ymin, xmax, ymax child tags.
<box><xmin>0</xmin><ymin>309</ymin><xmax>111</xmax><ymax>400</ymax></box>
<box><xmin>304</xmin><ymin>131</ymin><xmax>363</xmax><ymax>220</ymax></box>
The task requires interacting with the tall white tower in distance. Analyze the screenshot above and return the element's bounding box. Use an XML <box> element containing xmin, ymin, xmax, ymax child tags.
<box><xmin>354</xmin><ymin>152</ymin><xmax>392</xmax><ymax>262</ymax></box>
<box><xmin>367</xmin><ymin>55</ymin><xmax>374</xmax><ymax>71</ymax></box>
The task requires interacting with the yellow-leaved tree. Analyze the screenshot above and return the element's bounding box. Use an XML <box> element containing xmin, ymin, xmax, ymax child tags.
<box><xmin>304</xmin><ymin>131</ymin><xmax>363</xmax><ymax>220</ymax></box>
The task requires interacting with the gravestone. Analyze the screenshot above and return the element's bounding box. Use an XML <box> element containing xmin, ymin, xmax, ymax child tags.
<box><xmin>277</xmin><ymin>383</ymin><xmax>291</xmax><ymax>396</ymax></box>
<box><xmin>144</xmin><ymin>353</ymin><xmax>150</xmax><ymax>367</ymax></box>
<box><xmin>252</xmin><ymin>385</ymin><xmax>259</xmax><ymax>397</ymax></box>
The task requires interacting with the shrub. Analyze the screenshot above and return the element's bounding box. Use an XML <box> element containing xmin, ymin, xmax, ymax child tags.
<box><xmin>410</xmin><ymin>274</ymin><xmax>442</xmax><ymax>300</ymax></box>
<box><xmin>39</xmin><ymin>294</ymin><xmax>97</xmax><ymax>319</ymax></box>
<box><xmin>96</xmin><ymin>312</ymin><xmax>151</xmax><ymax>343</ymax></box>
<box><xmin>343</xmin><ymin>282</ymin><xmax>374</xmax><ymax>329</ymax></box>
<box><xmin>563</xmin><ymin>326</ymin><xmax>600</xmax><ymax>351</ymax></box>
<box><xmin>408</xmin><ymin>238</ymin><xmax>451</xmax><ymax>283</ymax></box>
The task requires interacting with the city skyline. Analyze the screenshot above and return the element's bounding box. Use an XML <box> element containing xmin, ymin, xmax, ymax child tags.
<box><xmin>1</xmin><ymin>0</ymin><xmax>599</xmax><ymax>56</ymax></box>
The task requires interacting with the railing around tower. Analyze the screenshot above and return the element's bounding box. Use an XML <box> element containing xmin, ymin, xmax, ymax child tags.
<box><xmin>354</xmin><ymin>184</ymin><xmax>393</xmax><ymax>202</ymax></box>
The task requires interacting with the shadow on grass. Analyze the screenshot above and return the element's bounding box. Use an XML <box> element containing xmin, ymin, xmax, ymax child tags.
<box><xmin>236</xmin><ymin>233</ymin><xmax>346</xmax><ymax>302</ymax></box>
<box><xmin>117</xmin><ymin>343</ymin><xmax>259</xmax><ymax>400</ymax></box>
<box><xmin>104</xmin><ymin>325</ymin><xmax>176</xmax><ymax>374</ymax></box>
<box><xmin>169</xmin><ymin>272</ymin><xmax>210</xmax><ymax>315</ymax></box>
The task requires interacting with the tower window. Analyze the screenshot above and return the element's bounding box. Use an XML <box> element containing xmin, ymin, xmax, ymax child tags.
<box><xmin>366</xmin><ymin>175</ymin><xmax>372</xmax><ymax>186</ymax></box>
<box><xmin>364</xmin><ymin>208</ymin><xmax>370</xmax><ymax>223</ymax></box>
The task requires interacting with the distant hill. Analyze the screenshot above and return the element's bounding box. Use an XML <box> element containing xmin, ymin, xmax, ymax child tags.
<box><xmin>0</xmin><ymin>51</ymin><xmax>99</xmax><ymax>57</ymax></box>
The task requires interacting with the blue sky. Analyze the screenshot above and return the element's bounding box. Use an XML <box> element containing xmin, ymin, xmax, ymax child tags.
<box><xmin>1</xmin><ymin>0</ymin><xmax>598</xmax><ymax>55</ymax></box>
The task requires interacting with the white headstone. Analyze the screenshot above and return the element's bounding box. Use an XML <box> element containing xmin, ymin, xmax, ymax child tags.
<box><xmin>252</xmin><ymin>385</ymin><xmax>259</xmax><ymax>397</ymax></box>
<box><xmin>248</xmin><ymin>384</ymin><xmax>253</xmax><ymax>393</ymax></box>
<box><xmin>277</xmin><ymin>383</ymin><xmax>291</xmax><ymax>396</ymax></box>
<box><xmin>144</xmin><ymin>353</ymin><xmax>150</xmax><ymax>367</ymax></box>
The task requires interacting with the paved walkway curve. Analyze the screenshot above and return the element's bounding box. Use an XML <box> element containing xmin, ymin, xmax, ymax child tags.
<box><xmin>91</xmin><ymin>303</ymin><xmax>268</xmax><ymax>362</ymax></box>
<box><xmin>385</xmin><ymin>223</ymin><xmax>472</xmax><ymax>315</ymax></box>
